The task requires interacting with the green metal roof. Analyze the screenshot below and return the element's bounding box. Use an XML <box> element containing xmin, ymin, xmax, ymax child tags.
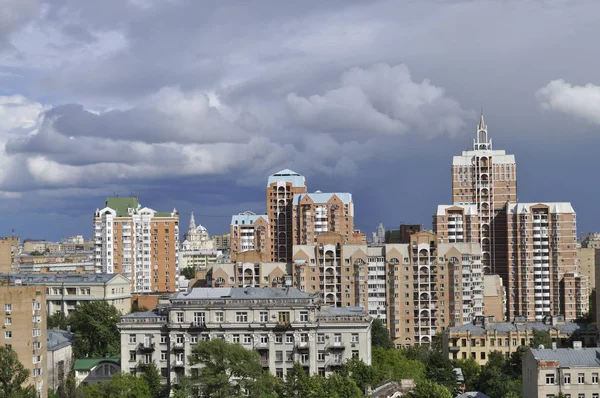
<box><xmin>154</xmin><ymin>211</ymin><xmax>173</xmax><ymax>217</ymax></box>
<box><xmin>74</xmin><ymin>357</ymin><xmax>120</xmax><ymax>371</ymax></box>
<box><xmin>105</xmin><ymin>197</ymin><xmax>139</xmax><ymax>217</ymax></box>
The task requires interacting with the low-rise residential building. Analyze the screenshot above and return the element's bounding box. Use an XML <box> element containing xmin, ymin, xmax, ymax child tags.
<box><xmin>522</xmin><ymin>344</ymin><xmax>600</xmax><ymax>398</ymax></box>
<box><xmin>1</xmin><ymin>273</ymin><xmax>132</xmax><ymax>315</ymax></box>
<box><xmin>0</xmin><ymin>284</ymin><xmax>47</xmax><ymax>397</ymax></box>
<box><xmin>117</xmin><ymin>287</ymin><xmax>372</xmax><ymax>387</ymax></box>
<box><xmin>47</xmin><ymin>329</ymin><xmax>73</xmax><ymax>391</ymax></box>
<box><xmin>443</xmin><ymin>316</ymin><xmax>594</xmax><ymax>365</ymax></box>
<box><xmin>205</xmin><ymin>254</ymin><xmax>290</xmax><ymax>288</ymax></box>
<box><xmin>74</xmin><ymin>357</ymin><xmax>121</xmax><ymax>386</ymax></box>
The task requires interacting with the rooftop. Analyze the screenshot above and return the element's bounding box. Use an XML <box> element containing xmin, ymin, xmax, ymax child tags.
<box><xmin>267</xmin><ymin>169</ymin><xmax>306</xmax><ymax>188</ymax></box>
<box><xmin>74</xmin><ymin>357</ymin><xmax>120</xmax><ymax>371</ymax></box>
<box><xmin>292</xmin><ymin>192</ymin><xmax>352</xmax><ymax>205</ymax></box>
<box><xmin>105</xmin><ymin>197</ymin><xmax>139</xmax><ymax>217</ymax></box>
<box><xmin>529</xmin><ymin>347</ymin><xmax>600</xmax><ymax>367</ymax></box>
<box><xmin>0</xmin><ymin>273</ymin><xmax>128</xmax><ymax>285</ymax></box>
<box><xmin>507</xmin><ymin>202</ymin><xmax>575</xmax><ymax>214</ymax></box>
<box><xmin>231</xmin><ymin>211</ymin><xmax>268</xmax><ymax>226</ymax></box>
<box><xmin>447</xmin><ymin>320</ymin><xmax>585</xmax><ymax>336</ymax></box>
<box><xmin>171</xmin><ymin>287</ymin><xmax>312</xmax><ymax>301</ymax></box>
<box><xmin>47</xmin><ymin>329</ymin><xmax>73</xmax><ymax>351</ymax></box>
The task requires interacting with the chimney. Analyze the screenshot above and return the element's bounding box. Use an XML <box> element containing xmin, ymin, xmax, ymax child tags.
<box><xmin>573</xmin><ymin>341</ymin><xmax>582</xmax><ymax>350</ymax></box>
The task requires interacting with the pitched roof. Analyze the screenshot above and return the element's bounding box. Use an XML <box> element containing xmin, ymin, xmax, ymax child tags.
<box><xmin>171</xmin><ymin>287</ymin><xmax>312</xmax><ymax>300</ymax></box>
<box><xmin>74</xmin><ymin>357</ymin><xmax>120</xmax><ymax>371</ymax></box>
<box><xmin>529</xmin><ymin>347</ymin><xmax>600</xmax><ymax>367</ymax></box>
<box><xmin>230</xmin><ymin>212</ymin><xmax>268</xmax><ymax>226</ymax></box>
<box><xmin>267</xmin><ymin>169</ymin><xmax>306</xmax><ymax>187</ymax></box>
<box><xmin>47</xmin><ymin>329</ymin><xmax>73</xmax><ymax>351</ymax></box>
<box><xmin>292</xmin><ymin>192</ymin><xmax>352</xmax><ymax>205</ymax></box>
<box><xmin>105</xmin><ymin>197</ymin><xmax>139</xmax><ymax>217</ymax></box>
<box><xmin>447</xmin><ymin>320</ymin><xmax>585</xmax><ymax>336</ymax></box>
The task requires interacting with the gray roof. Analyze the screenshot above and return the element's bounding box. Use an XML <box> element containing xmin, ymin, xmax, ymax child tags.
<box><xmin>447</xmin><ymin>321</ymin><xmax>584</xmax><ymax>336</ymax></box>
<box><xmin>122</xmin><ymin>310</ymin><xmax>164</xmax><ymax>319</ymax></box>
<box><xmin>230</xmin><ymin>211</ymin><xmax>268</xmax><ymax>226</ymax></box>
<box><xmin>457</xmin><ymin>393</ymin><xmax>491</xmax><ymax>398</ymax></box>
<box><xmin>2</xmin><ymin>273</ymin><xmax>127</xmax><ymax>285</ymax></box>
<box><xmin>267</xmin><ymin>169</ymin><xmax>306</xmax><ymax>187</ymax></box>
<box><xmin>320</xmin><ymin>306</ymin><xmax>367</xmax><ymax>316</ymax></box>
<box><xmin>530</xmin><ymin>347</ymin><xmax>600</xmax><ymax>367</ymax></box>
<box><xmin>47</xmin><ymin>329</ymin><xmax>73</xmax><ymax>351</ymax></box>
<box><xmin>171</xmin><ymin>287</ymin><xmax>313</xmax><ymax>300</ymax></box>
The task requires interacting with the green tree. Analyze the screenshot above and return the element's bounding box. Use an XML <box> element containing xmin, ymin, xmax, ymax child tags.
<box><xmin>0</xmin><ymin>345</ymin><xmax>38</xmax><ymax>398</ymax></box>
<box><xmin>340</xmin><ymin>358</ymin><xmax>377</xmax><ymax>392</ymax></box>
<box><xmin>475</xmin><ymin>351</ymin><xmax>523</xmax><ymax>398</ymax></box>
<box><xmin>48</xmin><ymin>312</ymin><xmax>69</xmax><ymax>330</ymax></box>
<box><xmin>188</xmin><ymin>338</ymin><xmax>273</xmax><ymax>397</ymax></box>
<box><xmin>454</xmin><ymin>358</ymin><xmax>480</xmax><ymax>391</ymax></box>
<box><xmin>530</xmin><ymin>329</ymin><xmax>552</xmax><ymax>349</ymax></box>
<box><xmin>139</xmin><ymin>362</ymin><xmax>167</xmax><ymax>398</ymax></box>
<box><xmin>323</xmin><ymin>373</ymin><xmax>363</xmax><ymax>398</ymax></box>
<box><xmin>54</xmin><ymin>371</ymin><xmax>78</xmax><ymax>398</ymax></box>
<box><xmin>371</xmin><ymin>319</ymin><xmax>393</xmax><ymax>349</ymax></box>
<box><xmin>283</xmin><ymin>363</ymin><xmax>325</xmax><ymax>398</ymax></box>
<box><xmin>68</xmin><ymin>301</ymin><xmax>121</xmax><ymax>358</ymax></box>
<box><xmin>407</xmin><ymin>380</ymin><xmax>452</xmax><ymax>398</ymax></box>
<box><xmin>403</xmin><ymin>346</ymin><xmax>457</xmax><ymax>392</ymax></box>
<box><xmin>77</xmin><ymin>373</ymin><xmax>150</xmax><ymax>398</ymax></box>
<box><xmin>372</xmin><ymin>347</ymin><xmax>426</xmax><ymax>384</ymax></box>
<box><xmin>182</xmin><ymin>266</ymin><xmax>196</xmax><ymax>280</ymax></box>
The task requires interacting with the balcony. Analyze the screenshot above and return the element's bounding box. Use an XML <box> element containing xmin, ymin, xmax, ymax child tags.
<box><xmin>173</xmin><ymin>360</ymin><xmax>184</xmax><ymax>368</ymax></box>
<box><xmin>255</xmin><ymin>342</ymin><xmax>269</xmax><ymax>350</ymax></box>
<box><xmin>327</xmin><ymin>341</ymin><xmax>345</xmax><ymax>350</ymax></box>
<box><xmin>138</xmin><ymin>342</ymin><xmax>155</xmax><ymax>352</ymax></box>
<box><xmin>173</xmin><ymin>342</ymin><xmax>185</xmax><ymax>350</ymax></box>
<box><xmin>449</xmin><ymin>346</ymin><xmax>460</xmax><ymax>352</ymax></box>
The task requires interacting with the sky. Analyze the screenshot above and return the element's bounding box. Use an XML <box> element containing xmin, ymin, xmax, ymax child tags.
<box><xmin>0</xmin><ymin>0</ymin><xmax>599</xmax><ymax>241</ymax></box>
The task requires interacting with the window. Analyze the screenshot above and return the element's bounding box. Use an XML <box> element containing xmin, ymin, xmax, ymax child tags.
<box><xmin>175</xmin><ymin>312</ymin><xmax>184</xmax><ymax>323</ymax></box>
<box><xmin>564</xmin><ymin>373</ymin><xmax>571</xmax><ymax>384</ymax></box>
<box><xmin>4</xmin><ymin>331</ymin><xmax>12</xmax><ymax>339</ymax></box>
<box><xmin>578</xmin><ymin>373</ymin><xmax>585</xmax><ymax>384</ymax></box>
<box><xmin>592</xmin><ymin>373</ymin><xmax>598</xmax><ymax>384</ymax></box>
<box><xmin>236</xmin><ymin>312</ymin><xmax>248</xmax><ymax>323</ymax></box>
<box><xmin>4</xmin><ymin>318</ymin><xmax>11</xmax><ymax>326</ymax></box>
<box><xmin>259</xmin><ymin>311</ymin><xmax>269</xmax><ymax>323</ymax></box>
<box><xmin>193</xmin><ymin>312</ymin><xmax>205</xmax><ymax>325</ymax></box>
<box><xmin>545</xmin><ymin>373</ymin><xmax>555</xmax><ymax>384</ymax></box>
<box><xmin>129</xmin><ymin>335</ymin><xmax>137</xmax><ymax>344</ymax></box>
<box><xmin>160</xmin><ymin>335</ymin><xmax>167</xmax><ymax>344</ymax></box>
<box><xmin>275</xmin><ymin>351</ymin><xmax>283</xmax><ymax>362</ymax></box>
<box><xmin>578</xmin><ymin>394</ymin><xmax>585</xmax><ymax>398</ymax></box>
<box><xmin>243</xmin><ymin>334</ymin><xmax>252</xmax><ymax>344</ymax></box>
<box><xmin>592</xmin><ymin>394</ymin><xmax>598</xmax><ymax>398</ymax></box>
<box><xmin>317</xmin><ymin>334</ymin><xmax>325</xmax><ymax>343</ymax></box>
<box><xmin>33</xmin><ymin>368</ymin><xmax>41</xmax><ymax>377</ymax></box>
<box><xmin>4</xmin><ymin>304</ymin><xmax>12</xmax><ymax>313</ymax></box>
<box><xmin>215</xmin><ymin>311</ymin><xmax>224</xmax><ymax>322</ymax></box>
<box><xmin>32</xmin><ymin>329</ymin><xmax>41</xmax><ymax>337</ymax></box>
<box><xmin>160</xmin><ymin>351</ymin><xmax>167</xmax><ymax>361</ymax></box>
<box><xmin>176</xmin><ymin>335</ymin><xmax>184</xmax><ymax>344</ymax></box>
<box><xmin>275</xmin><ymin>334</ymin><xmax>283</xmax><ymax>344</ymax></box>
<box><xmin>232</xmin><ymin>334</ymin><xmax>240</xmax><ymax>343</ymax></box>
<box><xmin>129</xmin><ymin>351</ymin><xmax>136</xmax><ymax>362</ymax></box>
<box><xmin>334</xmin><ymin>334</ymin><xmax>342</xmax><ymax>343</ymax></box>
<box><xmin>285</xmin><ymin>334</ymin><xmax>294</xmax><ymax>344</ymax></box>
<box><xmin>278</xmin><ymin>312</ymin><xmax>290</xmax><ymax>324</ymax></box>
<box><xmin>190</xmin><ymin>334</ymin><xmax>198</xmax><ymax>344</ymax></box>
<box><xmin>317</xmin><ymin>352</ymin><xmax>325</xmax><ymax>361</ymax></box>
<box><xmin>299</xmin><ymin>311</ymin><xmax>309</xmax><ymax>322</ymax></box>
<box><xmin>351</xmin><ymin>334</ymin><xmax>359</xmax><ymax>343</ymax></box>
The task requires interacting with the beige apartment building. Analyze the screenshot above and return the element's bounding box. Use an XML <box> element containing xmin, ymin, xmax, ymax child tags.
<box><xmin>505</xmin><ymin>202</ymin><xmax>583</xmax><ymax>321</ymax></box>
<box><xmin>434</xmin><ymin>204</ymin><xmax>481</xmax><ymax>244</ymax></box>
<box><xmin>205</xmin><ymin>252</ymin><xmax>291</xmax><ymax>288</ymax></box>
<box><xmin>212</xmin><ymin>234</ymin><xmax>230</xmax><ymax>251</ymax></box>
<box><xmin>523</xmin><ymin>344</ymin><xmax>600</xmax><ymax>398</ymax></box>
<box><xmin>444</xmin><ymin>316</ymin><xmax>590</xmax><ymax>365</ymax></box>
<box><xmin>117</xmin><ymin>287</ymin><xmax>372</xmax><ymax>387</ymax></box>
<box><xmin>450</xmin><ymin>115</ymin><xmax>517</xmax><ymax>273</ymax></box>
<box><xmin>0</xmin><ymin>285</ymin><xmax>47</xmax><ymax>397</ymax></box>
<box><xmin>230</xmin><ymin>211</ymin><xmax>270</xmax><ymax>261</ymax></box>
<box><xmin>577</xmin><ymin>247</ymin><xmax>598</xmax><ymax>290</ymax></box>
<box><xmin>2</xmin><ymin>273</ymin><xmax>132</xmax><ymax>315</ymax></box>
<box><xmin>94</xmin><ymin>197</ymin><xmax>180</xmax><ymax>293</ymax></box>
<box><xmin>0</xmin><ymin>236</ymin><xmax>19</xmax><ymax>274</ymax></box>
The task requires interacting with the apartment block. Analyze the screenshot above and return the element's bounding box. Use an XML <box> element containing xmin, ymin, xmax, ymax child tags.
<box><xmin>212</xmin><ymin>234</ymin><xmax>230</xmax><ymax>251</ymax></box>
<box><xmin>523</xmin><ymin>344</ymin><xmax>600</xmax><ymax>398</ymax></box>
<box><xmin>0</xmin><ymin>285</ymin><xmax>47</xmax><ymax>397</ymax></box>
<box><xmin>292</xmin><ymin>192</ymin><xmax>358</xmax><ymax>245</ymax></box>
<box><xmin>577</xmin><ymin>247</ymin><xmax>598</xmax><ymax>291</ymax></box>
<box><xmin>230</xmin><ymin>211</ymin><xmax>270</xmax><ymax>261</ymax></box>
<box><xmin>444</xmin><ymin>316</ymin><xmax>590</xmax><ymax>366</ymax></box>
<box><xmin>581</xmin><ymin>233</ymin><xmax>600</xmax><ymax>249</ymax></box>
<box><xmin>94</xmin><ymin>197</ymin><xmax>180</xmax><ymax>293</ymax></box>
<box><xmin>0</xmin><ymin>236</ymin><xmax>19</xmax><ymax>274</ymax></box>
<box><xmin>505</xmin><ymin>202</ymin><xmax>581</xmax><ymax>321</ymax></box>
<box><xmin>117</xmin><ymin>287</ymin><xmax>372</xmax><ymax>386</ymax></box>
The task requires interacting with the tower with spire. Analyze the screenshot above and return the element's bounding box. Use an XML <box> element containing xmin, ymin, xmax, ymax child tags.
<box><xmin>182</xmin><ymin>212</ymin><xmax>213</xmax><ymax>250</ymax></box>
<box><xmin>473</xmin><ymin>113</ymin><xmax>492</xmax><ymax>151</ymax></box>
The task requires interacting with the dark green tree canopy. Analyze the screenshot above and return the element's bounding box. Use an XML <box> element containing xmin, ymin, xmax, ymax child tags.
<box><xmin>371</xmin><ymin>318</ymin><xmax>393</xmax><ymax>350</ymax></box>
<box><xmin>0</xmin><ymin>346</ymin><xmax>37</xmax><ymax>398</ymax></box>
<box><xmin>68</xmin><ymin>301</ymin><xmax>121</xmax><ymax>358</ymax></box>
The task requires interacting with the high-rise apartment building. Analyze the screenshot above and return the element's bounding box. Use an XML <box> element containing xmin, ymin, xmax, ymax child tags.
<box><xmin>504</xmin><ymin>202</ymin><xmax>584</xmax><ymax>321</ymax></box>
<box><xmin>450</xmin><ymin>115</ymin><xmax>517</xmax><ymax>272</ymax></box>
<box><xmin>230</xmin><ymin>211</ymin><xmax>270</xmax><ymax>261</ymax></box>
<box><xmin>94</xmin><ymin>197</ymin><xmax>179</xmax><ymax>293</ymax></box>
<box><xmin>266</xmin><ymin>170</ymin><xmax>308</xmax><ymax>262</ymax></box>
<box><xmin>0</xmin><ymin>236</ymin><xmax>19</xmax><ymax>274</ymax></box>
<box><xmin>0</xmin><ymin>284</ymin><xmax>47</xmax><ymax>397</ymax></box>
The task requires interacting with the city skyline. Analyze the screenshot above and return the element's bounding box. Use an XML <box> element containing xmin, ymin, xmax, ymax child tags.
<box><xmin>1</xmin><ymin>1</ymin><xmax>600</xmax><ymax>240</ymax></box>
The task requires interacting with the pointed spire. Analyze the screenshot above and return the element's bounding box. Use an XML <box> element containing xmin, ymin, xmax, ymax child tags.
<box><xmin>189</xmin><ymin>212</ymin><xmax>196</xmax><ymax>231</ymax></box>
<box><xmin>478</xmin><ymin>112</ymin><xmax>486</xmax><ymax>132</ymax></box>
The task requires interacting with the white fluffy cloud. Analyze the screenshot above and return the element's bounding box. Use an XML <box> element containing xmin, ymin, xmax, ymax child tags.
<box><xmin>536</xmin><ymin>79</ymin><xmax>600</xmax><ymax>125</ymax></box>
<box><xmin>287</xmin><ymin>63</ymin><xmax>471</xmax><ymax>137</ymax></box>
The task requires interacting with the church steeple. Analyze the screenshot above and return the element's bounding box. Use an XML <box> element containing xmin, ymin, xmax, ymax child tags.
<box><xmin>473</xmin><ymin>111</ymin><xmax>492</xmax><ymax>150</ymax></box>
<box><xmin>189</xmin><ymin>212</ymin><xmax>196</xmax><ymax>231</ymax></box>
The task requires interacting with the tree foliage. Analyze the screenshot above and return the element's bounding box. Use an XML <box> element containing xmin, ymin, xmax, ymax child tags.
<box><xmin>0</xmin><ymin>346</ymin><xmax>37</xmax><ymax>398</ymax></box>
<box><xmin>139</xmin><ymin>363</ymin><xmax>167</xmax><ymax>398</ymax></box>
<box><xmin>188</xmin><ymin>338</ymin><xmax>274</xmax><ymax>397</ymax></box>
<box><xmin>407</xmin><ymin>380</ymin><xmax>452</xmax><ymax>398</ymax></box>
<box><xmin>77</xmin><ymin>373</ymin><xmax>150</xmax><ymax>398</ymax></box>
<box><xmin>530</xmin><ymin>329</ymin><xmax>552</xmax><ymax>349</ymax></box>
<box><xmin>68</xmin><ymin>301</ymin><xmax>121</xmax><ymax>358</ymax></box>
<box><xmin>48</xmin><ymin>311</ymin><xmax>69</xmax><ymax>330</ymax></box>
<box><xmin>371</xmin><ymin>319</ymin><xmax>393</xmax><ymax>350</ymax></box>
<box><xmin>453</xmin><ymin>358</ymin><xmax>480</xmax><ymax>392</ymax></box>
<box><xmin>181</xmin><ymin>266</ymin><xmax>196</xmax><ymax>280</ymax></box>
<box><xmin>404</xmin><ymin>345</ymin><xmax>457</xmax><ymax>393</ymax></box>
